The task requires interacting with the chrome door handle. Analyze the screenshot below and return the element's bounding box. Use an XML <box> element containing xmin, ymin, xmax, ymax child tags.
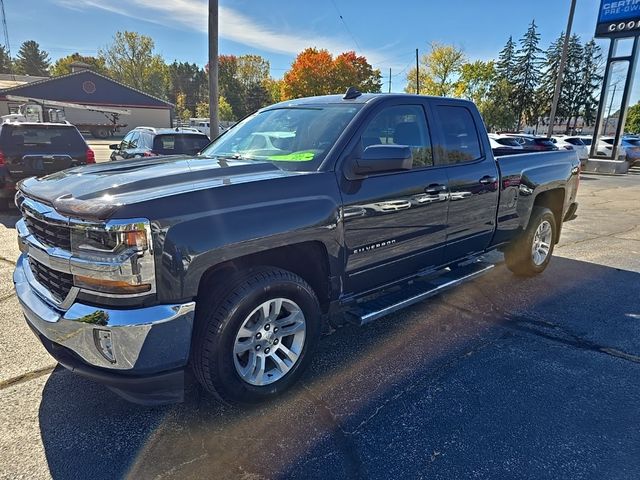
<box><xmin>425</xmin><ymin>183</ymin><xmax>447</xmax><ymax>194</ymax></box>
<box><xmin>479</xmin><ymin>176</ymin><xmax>497</xmax><ymax>185</ymax></box>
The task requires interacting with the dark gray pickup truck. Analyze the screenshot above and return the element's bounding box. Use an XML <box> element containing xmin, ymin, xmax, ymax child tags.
<box><xmin>13</xmin><ymin>91</ymin><xmax>579</xmax><ymax>405</ymax></box>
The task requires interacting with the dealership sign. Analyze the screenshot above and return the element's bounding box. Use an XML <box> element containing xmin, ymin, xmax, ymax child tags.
<box><xmin>596</xmin><ymin>0</ymin><xmax>640</xmax><ymax>37</ymax></box>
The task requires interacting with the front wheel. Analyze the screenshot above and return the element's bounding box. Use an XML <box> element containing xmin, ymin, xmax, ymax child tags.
<box><xmin>191</xmin><ymin>267</ymin><xmax>321</xmax><ymax>404</ymax></box>
<box><xmin>505</xmin><ymin>206</ymin><xmax>557</xmax><ymax>276</ymax></box>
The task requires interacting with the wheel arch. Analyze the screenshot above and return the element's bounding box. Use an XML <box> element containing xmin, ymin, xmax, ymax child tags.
<box><xmin>196</xmin><ymin>241</ymin><xmax>333</xmax><ymax>314</ymax></box>
<box><xmin>532</xmin><ymin>188</ymin><xmax>565</xmax><ymax>243</ymax></box>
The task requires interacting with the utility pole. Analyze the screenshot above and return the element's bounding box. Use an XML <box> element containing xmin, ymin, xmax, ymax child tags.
<box><xmin>388</xmin><ymin>68</ymin><xmax>391</xmax><ymax>93</ymax></box>
<box><xmin>547</xmin><ymin>0</ymin><xmax>577</xmax><ymax>138</ymax></box>
<box><xmin>415</xmin><ymin>48</ymin><xmax>420</xmax><ymax>94</ymax></box>
<box><xmin>208</xmin><ymin>0</ymin><xmax>219</xmax><ymax>139</ymax></box>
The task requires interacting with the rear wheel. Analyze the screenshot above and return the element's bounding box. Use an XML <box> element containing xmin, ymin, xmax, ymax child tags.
<box><xmin>505</xmin><ymin>206</ymin><xmax>556</xmax><ymax>276</ymax></box>
<box><xmin>192</xmin><ymin>267</ymin><xmax>321</xmax><ymax>404</ymax></box>
<box><xmin>92</xmin><ymin>128</ymin><xmax>110</xmax><ymax>139</ymax></box>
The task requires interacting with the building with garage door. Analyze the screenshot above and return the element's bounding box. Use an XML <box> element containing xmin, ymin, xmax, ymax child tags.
<box><xmin>0</xmin><ymin>63</ymin><xmax>173</xmax><ymax>138</ymax></box>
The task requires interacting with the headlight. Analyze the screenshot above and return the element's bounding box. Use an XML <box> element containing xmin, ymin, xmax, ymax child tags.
<box><xmin>70</xmin><ymin>219</ymin><xmax>155</xmax><ymax>296</ymax></box>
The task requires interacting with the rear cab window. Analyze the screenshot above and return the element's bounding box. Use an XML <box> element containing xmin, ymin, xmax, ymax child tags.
<box><xmin>1</xmin><ymin>125</ymin><xmax>86</xmax><ymax>153</ymax></box>
<box><xmin>432</xmin><ymin>105</ymin><xmax>482</xmax><ymax>164</ymax></box>
<box><xmin>153</xmin><ymin>134</ymin><xmax>210</xmax><ymax>155</ymax></box>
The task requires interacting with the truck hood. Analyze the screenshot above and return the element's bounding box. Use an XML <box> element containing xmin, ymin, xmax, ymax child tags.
<box><xmin>18</xmin><ymin>155</ymin><xmax>298</xmax><ymax>220</ymax></box>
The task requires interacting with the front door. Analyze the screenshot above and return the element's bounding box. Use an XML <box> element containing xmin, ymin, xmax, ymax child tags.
<box><xmin>340</xmin><ymin>102</ymin><xmax>450</xmax><ymax>294</ymax></box>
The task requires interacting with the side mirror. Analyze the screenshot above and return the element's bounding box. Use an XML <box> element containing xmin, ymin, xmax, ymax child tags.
<box><xmin>352</xmin><ymin>145</ymin><xmax>413</xmax><ymax>176</ymax></box>
<box><xmin>109</xmin><ymin>144</ymin><xmax>119</xmax><ymax>150</ymax></box>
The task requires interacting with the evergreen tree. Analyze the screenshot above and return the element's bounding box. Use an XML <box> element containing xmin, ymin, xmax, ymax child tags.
<box><xmin>513</xmin><ymin>21</ymin><xmax>543</xmax><ymax>131</ymax></box>
<box><xmin>496</xmin><ymin>36</ymin><xmax>516</xmax><ymax>81</ymax></box>
<box><xmin>578</xmin><ymin>39</ymin><xmax>603</xmax><ymax>127</ymax></box>
<box><xmin>539</xmin><ymin>32</ymin><xmax>567</xmax><ymax>127</ymax></box>
<box><xmin>562</xmin><ymin>34</ymin><xmax>585</xmax><ymax>133</ymax></box>
<box><xmin>14</xmin><ymin>40</ymin><xmax>50</xmax><ymax>76</ymax></box>
<box><xmin>0</xmin><ymin>45</ymin><xmax>11</xmax><ymax>74</ymax></box>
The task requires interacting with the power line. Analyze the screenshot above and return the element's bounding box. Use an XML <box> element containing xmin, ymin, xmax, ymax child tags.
<box><xmin>329</xmin><ymin>0</ymin><xmax>362</xmax><ymax>52</ymax></box>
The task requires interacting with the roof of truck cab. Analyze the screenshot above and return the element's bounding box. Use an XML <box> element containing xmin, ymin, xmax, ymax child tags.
<box><xmin>268</xmin><ymin>93</ymin><xmax>473</xmax><ymax>108</ymax></box>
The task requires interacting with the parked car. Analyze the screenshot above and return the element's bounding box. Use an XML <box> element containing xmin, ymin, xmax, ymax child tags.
<box><xmin>597</xmin><ymin>136</ymin><xmax>640</xmax><ymax>164</ymax></box>
<box><xmin>488</xmin><ymin>134</ymin><xmax>524</xmax><ymax>156</ymax></box>
<box><xmin>0</xmin><ymin>121</ymin><xmax>94</xmax><ymax>209</ymax></box>
<box><xmin>14</xmin><ymin>91</ymin><xmax>580</xmax><ymax>405</ymax></box>
<box><xmin>621</xmin><ymin>136</ymin><xmax>640</xmax><ymax>165</ymax></box>
<box><xmin>551</xmin><ymin>135</ymin><xmax>589</xmax><ymax>160</ymax></box>
<box><xmin>109</xmin><ymin>127</ymin><xmax>210</xmax><ymax>161</ymax></box>
<box><xmin>503</xmin><ymin>134</ymin><xmax>559</xmax><ymax>152</ymax></box>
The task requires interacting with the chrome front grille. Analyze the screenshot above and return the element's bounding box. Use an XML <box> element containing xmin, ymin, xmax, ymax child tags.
<box><xmin>28</xmin><ymin>257</ymin><xmax>74</xmax><ymax>303</ymax></box>
<box><xmin>24</xmin><ymin>215</ymin><xmax>71</xmax><ymax>250</ymax></box>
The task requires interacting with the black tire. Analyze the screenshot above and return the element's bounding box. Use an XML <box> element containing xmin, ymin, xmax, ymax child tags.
<box><xmin>191</xmin><ymin>267</ymin><xmax>321</xmax><ymax>404</ymax></box>
<box><xmin>505</xmin><ymin>206</ymin><xmax>557</xmax><ymax>277</ymax></box>
<box><xmin>93</xmin><ymin>128</ymin><xmax>110</xmax><ymax>139</ymax></box>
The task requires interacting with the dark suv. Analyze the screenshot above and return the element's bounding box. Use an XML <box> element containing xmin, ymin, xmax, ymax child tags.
<box><xmin>0</xmin><ymin>122</ymin><xmax>94</xmax><ymax>208</ymax></box>
<box><xmin>109</xmin><ymin>127</ymin><xmax>210</xmax><ymax>161</ymax></box>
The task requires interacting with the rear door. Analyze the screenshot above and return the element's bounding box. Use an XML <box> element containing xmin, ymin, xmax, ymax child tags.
<box><xmin>2</xmin><ymin>125</ymin><xmax>87</xmax><ymax>179</ymax></box>
<box><xmin>340</xmin><ymin>100</ymin><xmax>450</xmax><ymax>293</ymax></box>
<box><xmin>430</xmin><ymin>102</ymin><xmax>500</xmax><ymax>263</ymax></box>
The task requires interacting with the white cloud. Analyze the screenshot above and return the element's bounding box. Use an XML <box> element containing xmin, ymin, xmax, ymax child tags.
<box><xmin>55</xmin><ymin>0</ymin><xmax>402</xmax><ymax>69</ymax></box>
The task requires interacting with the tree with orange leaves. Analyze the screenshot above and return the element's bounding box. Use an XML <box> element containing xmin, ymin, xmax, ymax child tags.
<box><xmin>282</xmin><ymin>48</ymin><xmax>381</xmax><ymax>100</ymax></box>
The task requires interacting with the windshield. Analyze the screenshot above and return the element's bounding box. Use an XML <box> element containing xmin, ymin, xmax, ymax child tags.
<box><xmin>200</xmin><ymin>105</ymin><xmax>362</xmax><ymax>171</ymax></box>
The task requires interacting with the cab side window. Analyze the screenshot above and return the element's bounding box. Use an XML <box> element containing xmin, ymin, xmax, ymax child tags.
<box><xmin>433</xmin><ymin>106</ymin><xmax>482</xmax><ymax>164</ymax></box>
<box><xmin>361</xmin><ymin>105</ymin><xmax>433</xmax><ymax>168</ymax></box>
<box><xmin>128</xmin><ymin>132</ymin><xmax>140</xmax><ymax>149</ymax></box>
<box><xmin>120</xmin><ymin>132</ymin><xmax>134</xmax><ymax>150</ymax></box>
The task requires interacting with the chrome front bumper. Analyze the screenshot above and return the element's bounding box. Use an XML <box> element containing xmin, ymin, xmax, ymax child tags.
<box><xmin>14</xmin><ymin>253</ymin><xmax>195</xmax><ymax>373</ymax></box>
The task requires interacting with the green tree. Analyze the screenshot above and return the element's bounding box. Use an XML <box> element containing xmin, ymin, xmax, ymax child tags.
<box><xmin>0</xmin><ymin>45</ymin><xmax>11</xmax><ymax>73</ymax></box>
<box><xmin>263</xmin><ymin>77</ymin><xmax>283</xmax><ymax>104</ymax></box>
<box><xmin>236</xmin><ymin>54</ymin><xmax>272</xmax><ymax>116</ymax></box>
<box><xmin>625</xmin><ymin>102</ymin><xmax>640</xmax><ymax>133</ymax></box>
<box><xmin>483</xmin><ymin>78</ymin><xmax>518</xmax><ymax>131</ymax></box>
<box><xmin>195</xmin><ymin>96</ymin><xmax>235</xmax><ymax>122</ymax></box>
<box><xmin>561</xmin><ymin>34</ymin><xmax>585</xmax><ymax>133</ymax></box>
<box><xmin>578</xmin><ymin>39</ymin><xmax>603</xmax><ymax>127</ymax></box>
<box><xmin>50</xmin><ymin>53</ymin><xmax>107</xmax><ymax>76</ymax></box>
<box><xmin>405</xmin><ymin>43</ymin><xmax>466</xmax><ymax>96</ymax></box>
<box><xmin>495</xmin><ymin>36</ymin><xmax>516</xmax><ymax>80</ymax></box>
<box><xmin>175</xmin><ymin>91</ymin><xmax>190</xmax><ymax>121</ymax></box>
<box><xmin>100</xmin><ymin>31</ymin><xmax>168</xmax><ymax>99</ymax></box>
<box><xmin>539</xmin><ymin>32</ymin><xmax>567</xmax><ymax>128</ymax></box>
<box><xmin>217</xmin><ymin>55</ymin><xmax>243</xmax><ymax>118</ymax></box>
<box><xmin>513</xmin><ymin>21</ymin><xmax>543</xmax><ymax>131</ymax></box>
<box><xmin>167</xmin><ymin>61</ymin><xmax>208</xmax><ymax>117</ymax></box>
<box><xmin>14</xmin><ymin>40</ymin><xmax>50</xmax><ymax>76</ymax></box>
<box><xmin>456</xmin><ymin>60</ymin><xmax>496</xmax><ymax>109</ymax></box>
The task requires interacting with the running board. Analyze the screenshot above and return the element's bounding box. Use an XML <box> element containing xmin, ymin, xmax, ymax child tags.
<box><xmin>348</xmin><ymin>261</ymin><xmax>495</xmax><ymax>325</ymax></box>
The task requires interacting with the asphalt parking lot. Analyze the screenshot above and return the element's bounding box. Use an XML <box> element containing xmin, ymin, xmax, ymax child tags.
<box><xmin>1</xmin><ymin>164</ymin><xmax>639</xmax><ymax>480</ymax></box>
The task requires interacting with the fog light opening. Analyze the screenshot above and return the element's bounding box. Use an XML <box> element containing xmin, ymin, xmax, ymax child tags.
<box><xmin>94</xmin><ymin>329</ymin><xmax>116</xmax><ymax>363</ymax></box>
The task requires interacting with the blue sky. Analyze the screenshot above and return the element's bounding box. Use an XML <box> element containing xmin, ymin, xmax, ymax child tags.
<box><xmin>6</xmin><ymin>0</ymin><xmax>609</xmax><ymax>92</ymax></box>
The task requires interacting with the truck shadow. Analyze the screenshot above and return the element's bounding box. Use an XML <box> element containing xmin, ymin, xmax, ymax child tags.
<box><xmin>0</xmin><ymin>210</ymin><xmax>19</xmax><ymax>228</ymax></box>
<box><xmin>38</xmin><ymin>256</ymin><xmax>640</xmax><ymax>480</ymax></box>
